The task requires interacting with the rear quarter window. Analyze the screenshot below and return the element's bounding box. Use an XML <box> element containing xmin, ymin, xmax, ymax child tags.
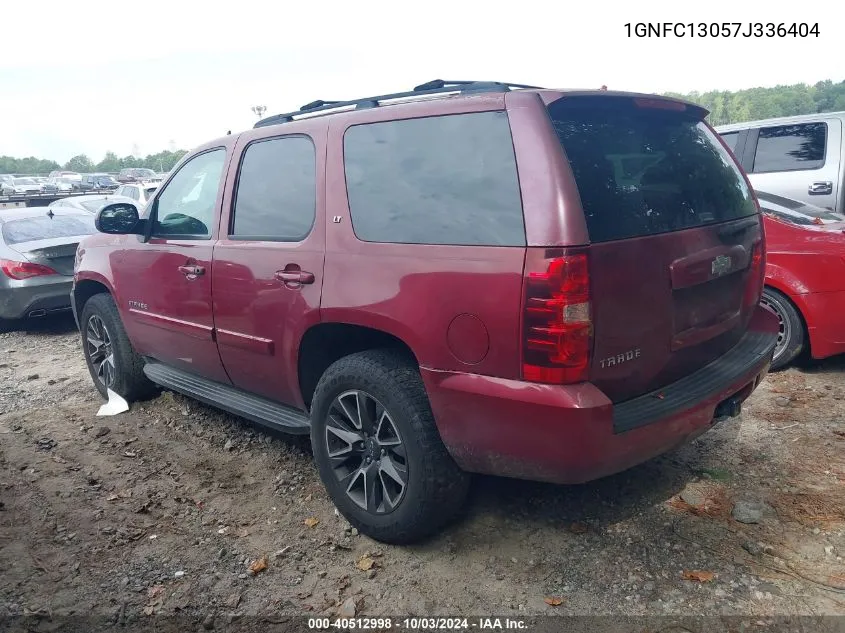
<box><xmin>548</xmin><ymin>97</ymin><xmax>757</xmax><ymax>243</ymax></box>
<box><xmin>343</xmin><ymin>111</ymin><xmax>525</xmax><ymax>246</ymax></box>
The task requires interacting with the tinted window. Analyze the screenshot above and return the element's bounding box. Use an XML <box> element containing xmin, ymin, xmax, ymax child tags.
<box><xmin>720</xmin><ymin>131</ymin><xmax>740</xmax><ymax>152</ymax></box>
<box><xmin>752</xmin><ymin>123</ymin><xmax>827</xmax><ymax>173</ymax></box>
<box><xmin>547</xmin><ymin>97</ymin><xmax>757</xmax><ymax>243</ymax></box>
<box><xmin>2</xmin><ymin>214</ymin><xmax>95</xmax><ymax>245</ymax></box>
<box><xmin>152</xmin><ymin>149</ymin><xmax>226</xmax><ymax>238</ymax></box>
<box><xmin>343</xmin><ymin>112</ymin><xmax>525</xmax><ymax>246</ymax></box>
<box><xmin>231</xmin><ymin>136</ymin><xmax>316</xmax><ymax>240</ymax></box>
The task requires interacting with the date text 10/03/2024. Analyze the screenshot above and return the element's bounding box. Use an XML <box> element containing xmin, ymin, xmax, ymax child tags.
<box><xmin>308</xmin><ymin>617</ymin><xmax>528</xmax><ymax>630</ymax></box>
<box><xmin>624</xmin><ymin>22</ymin><xmax>820</xmax><ymax>37</ymax></box>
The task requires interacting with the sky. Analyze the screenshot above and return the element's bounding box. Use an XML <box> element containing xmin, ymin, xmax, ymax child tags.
<box><xmin>1</xmin><ymin>0</ymin><xmax>842</xmax><ymax>163</ymax></box>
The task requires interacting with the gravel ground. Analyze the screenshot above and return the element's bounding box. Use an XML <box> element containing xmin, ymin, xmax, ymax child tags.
<box><xmin>1</xmin><ymin>314</ymin><xmax>844</xmax><ymax>630</ymax></box>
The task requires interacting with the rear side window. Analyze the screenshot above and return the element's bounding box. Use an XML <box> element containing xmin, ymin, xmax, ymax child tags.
<box><xmin>343</xmin><ymin>111</ymin><xmax>525</xmax><ymax>246</ymax></box>
<box><xmin>548</xmin><ymin>97</ymin><xmax>757</xmax><ymax>243</ymax></box>
<box><xmin>2</xmin><ymin>215</ymin><xmax>95</xmax><ymax>245</ymax></box>
<box><xmin>720</xmin><ymin>131</ymin><xmax>740</xmax><ymax>152</ymax></box>
<box><xmin>752</xmin><ymin>123</ymin><xmax>827</xmax><ymax>173</ymax></box>
<box><xmin>231</xmin><ymin>136</ymin><xmax>316</xmax><ymax>241</ymax></box>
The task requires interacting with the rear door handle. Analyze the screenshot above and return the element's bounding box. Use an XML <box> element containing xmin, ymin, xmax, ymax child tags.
<box><xmin>178</xmin><ymin>264</ymin><xmax>205</xmax><ymax>277</ymax></box>
<box><xmin>808</xmin><ymin>181</ymin><xmax>833</xmax><ymax>195</ymax></box>
<box><xmin>274</xmin><ymin>268</ymin><xmax>315</xmax><ymax>285</ymax></box>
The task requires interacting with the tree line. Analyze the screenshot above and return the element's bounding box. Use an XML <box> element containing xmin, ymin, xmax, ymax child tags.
<box><xmin>0</xmin><ymin>149</ymin><xmax>189</xmax><ymax>176</ymax></box>
<box><xmin>666</xmin><ymin>79</ymin><xmax>845</xmax><ymax>126</ymax></box>
<box><xmin>2</xmin><ymin>79</ymin><xmax>844</xmax><ymax>175</ymax></box>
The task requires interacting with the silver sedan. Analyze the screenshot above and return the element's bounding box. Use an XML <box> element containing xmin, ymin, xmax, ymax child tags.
<box><xmin>0</xmin><ymin>207</ymin><xmax>96</xmax><ymax>328</ymax></box>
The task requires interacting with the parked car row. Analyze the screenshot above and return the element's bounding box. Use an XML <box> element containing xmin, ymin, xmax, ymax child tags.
<box><xmin>1</xmin><ymin>185</ymin><xmax>158</xmax><ymax>326</ymax></box>
<box><xmin>2</xmin><ymin>169</ymin><xmax>166</xmax><ymax>196</ymax></box>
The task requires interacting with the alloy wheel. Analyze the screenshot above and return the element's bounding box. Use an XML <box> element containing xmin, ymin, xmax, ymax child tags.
<box><xmin>86</xmin><ymin>315</ymin><xmax>116</xmax><ymax>388</ymax></box>
<box><xmin>324</xmin><ymin>390</ymin><xmax>408</xmax><ymax>514</ymax></box>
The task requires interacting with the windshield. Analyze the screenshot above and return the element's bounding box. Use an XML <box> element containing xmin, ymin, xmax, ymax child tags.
<box><xmin>757</xmin><ymin>192</ymin><xmax>845</xmax><ymax>225</ymax></box>
<box><xmin>2</xmin><ymin>214</ymin><xmax>96</xmax><ymax>244</ymax></box>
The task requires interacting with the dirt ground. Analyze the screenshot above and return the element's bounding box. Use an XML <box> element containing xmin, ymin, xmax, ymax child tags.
<box><xmin>1</xmin><ymin>314</ymin><xmax>844</xmax><ymax>630</ymax></box>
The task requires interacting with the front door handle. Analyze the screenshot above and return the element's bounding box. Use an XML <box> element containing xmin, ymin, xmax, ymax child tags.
<box><xmin>808</xmin><ymin>181</ymin><xmax>833</xmax><ymax>195</ymax></box>
<box><xmin>274</xmin><ymin>267</ymin><xmax>315</xmax><ymax>286</ymax></box>
<box><xmin>178</xmin><ymin>264</ymin><xmax>205</xmax><ymax>278</ymax></box>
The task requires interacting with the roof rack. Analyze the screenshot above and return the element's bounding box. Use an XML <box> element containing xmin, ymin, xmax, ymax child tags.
<box><xmin>253</xmin><ymin>79</ymin><xmax>545</xmax><ymax>128</ymax></box>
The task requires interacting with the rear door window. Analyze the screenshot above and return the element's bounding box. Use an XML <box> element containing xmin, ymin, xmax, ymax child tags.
<box><xmin>720</xmin><ymin>131</ymin><xmax>740</xmax><ymax>152</ymax></box>
<box><xmin>230</xmin><ymin>136</ymin><xmax>316</xmax><ymax>241</ymax></box>
<box><xmin>547</xmin><ymin>97</ymin><xmax>757</xmax><ymax>243</ymax></box>
<box><xmin>751</xmin><ymin>122</ymin><xmax>827</xmax><ymax>173</ymax></box>
<box><xmin>343</xmin><ymin>111</ymin><xmax>525</xmax><ymax>246</ymax></box>
<box><xmin>2</xmin><ymin>214</ymin><xmax>95</xmax><ymax>245</ymax></box>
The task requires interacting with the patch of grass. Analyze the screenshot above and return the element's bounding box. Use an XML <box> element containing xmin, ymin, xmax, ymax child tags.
<box><xmin>699</xmin><ymin>467</ymin><xmax>733</xmax><ymax>482</ymax></box>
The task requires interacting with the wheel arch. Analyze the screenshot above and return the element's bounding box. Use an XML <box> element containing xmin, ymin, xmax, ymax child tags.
<box><xmin>73</xmin><ymin>277</ymin><xmax>113</xmax><ymax>320</ymax></box>
<box><xmin>298</xmin><ymin>322</ymin><xmax>419</xmax><ymax>409</ymax></box>
<box><xmin>762</xmin><ymin>284</ymin><xmax>811</xmax><ymax>361</ymax></box>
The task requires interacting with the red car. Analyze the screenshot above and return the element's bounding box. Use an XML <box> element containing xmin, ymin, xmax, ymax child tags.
<box><xmin>71</xmin><ymin>80</ymin><xmax>777</xmax><ymax>543</ymax></box>
<box><xmin>757</xmin><ymin>191</ymin><xmax>845</xmax><ymax>369</ymax></box>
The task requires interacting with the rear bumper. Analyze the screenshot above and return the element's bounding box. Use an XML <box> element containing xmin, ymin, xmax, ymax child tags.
<box><xmin>0</xmin><ymin>279</ymin><xmax>73</xmax><ymax>320</ymax></box>
<box><xmin>802</xmin><ymin>290</ymin><xmax>845</xmax><ymax>360</ymax></box>
<box><xmin>422</xmin><ymin>305</ymin><xmax>778</xmax><ymax>484</ymax></box>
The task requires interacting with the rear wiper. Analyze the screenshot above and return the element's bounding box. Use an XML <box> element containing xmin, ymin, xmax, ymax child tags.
<box><xmin>718</xmin><ymin>216</ymin><xmax>758</xmax><ymax>240</ymax></box>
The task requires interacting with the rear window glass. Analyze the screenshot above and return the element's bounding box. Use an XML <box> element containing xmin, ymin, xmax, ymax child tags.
<box><xmin>343</xmin><ymin>111</ymin><xmax>525</xmax><ymax>246</ymax></box>
<box><xmin>2</xmin><ymin>214</ymin><xmax>95</xmax><ymax>245</ymax></box>
<box><xmin>548</xmin><ymin>98</ymin><xmax>757</xmax><ymax>243</ymax></box>
<box><xmin>80</xmin><ymin>200</ymin><xmax>108</xmax><ymax>212</ymax></box>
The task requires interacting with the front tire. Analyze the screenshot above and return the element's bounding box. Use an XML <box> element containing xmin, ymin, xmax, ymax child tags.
<box><xmin>80</xmin><ymin>293</ymin><xmax>156</xmax><ymax>400</ymax></box>
<box><xmin>760</xmin><ymin>287</ymin><xmax>805</xmax><ymax>370</ymax></box>
<box><xmin>310</xmin><ymin>349</ymin><xmax>470</xmax><ymax>544</ymax></box>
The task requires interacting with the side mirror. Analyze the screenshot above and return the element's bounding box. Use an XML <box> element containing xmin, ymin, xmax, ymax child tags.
<box><xmin>95</xmin><ymin>203</ymin><xmax>140</xmax><ymax>234</ymax></box>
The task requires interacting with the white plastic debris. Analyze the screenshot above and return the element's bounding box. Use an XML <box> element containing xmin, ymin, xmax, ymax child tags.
<box><xmin>97</xmin><ymin>389</ymin><xmax>129</xmax><ymax>417</ymax></box>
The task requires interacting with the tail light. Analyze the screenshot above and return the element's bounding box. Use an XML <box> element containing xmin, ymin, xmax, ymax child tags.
<box><xmin>743</xmin><ymin>239</ymin><xmax>765</xmax><ymax>309</ymax></box>
<box><xmin>0</xmin><ymin>259</ymin><xmax>58</xmax><ymax>280</ymax></box>
<box><xmin>522</xmin><ymin>248</ymin><xmax>592</xmax><ymax>384</ymax></box>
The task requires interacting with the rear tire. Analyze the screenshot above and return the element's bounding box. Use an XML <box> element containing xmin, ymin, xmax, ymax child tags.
<box><xmin>80</xmin><ymin>293</ymin><xmax>156</xmax><ymax>400</ymax></box>
<box><xmin>310</xmin><ymin>349</ymin><xmax>470</xmax><ymax>544</ymax></box>
<box><xmin>760</xmin><ymin>287</ymin><xmax>805</xmax><ymax>370</ymax></box>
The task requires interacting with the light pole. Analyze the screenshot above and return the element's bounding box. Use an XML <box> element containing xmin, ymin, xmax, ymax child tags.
<box><xmin>251</xmin><ymin>105</ymin><xmax>267</xmax><ymax>119</ymax></box>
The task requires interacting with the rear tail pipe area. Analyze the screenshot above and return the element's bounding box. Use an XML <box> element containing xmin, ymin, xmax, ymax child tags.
<box><xmin>714</xmin><ymin>397</ymin><xmax>742</xmax><ymax>421</ymax></box>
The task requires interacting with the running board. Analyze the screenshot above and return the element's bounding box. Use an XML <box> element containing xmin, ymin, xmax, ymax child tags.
<box><xmin>143</xmin><ymin>361</ymin><xmax>311</xmax><ymax>435</ymax></box>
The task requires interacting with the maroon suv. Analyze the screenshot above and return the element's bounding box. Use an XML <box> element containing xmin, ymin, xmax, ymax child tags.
<box><xmin>72</xmin><ymin>80</ymin><xmax>778</xmax><ymax>543</ymax></box>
